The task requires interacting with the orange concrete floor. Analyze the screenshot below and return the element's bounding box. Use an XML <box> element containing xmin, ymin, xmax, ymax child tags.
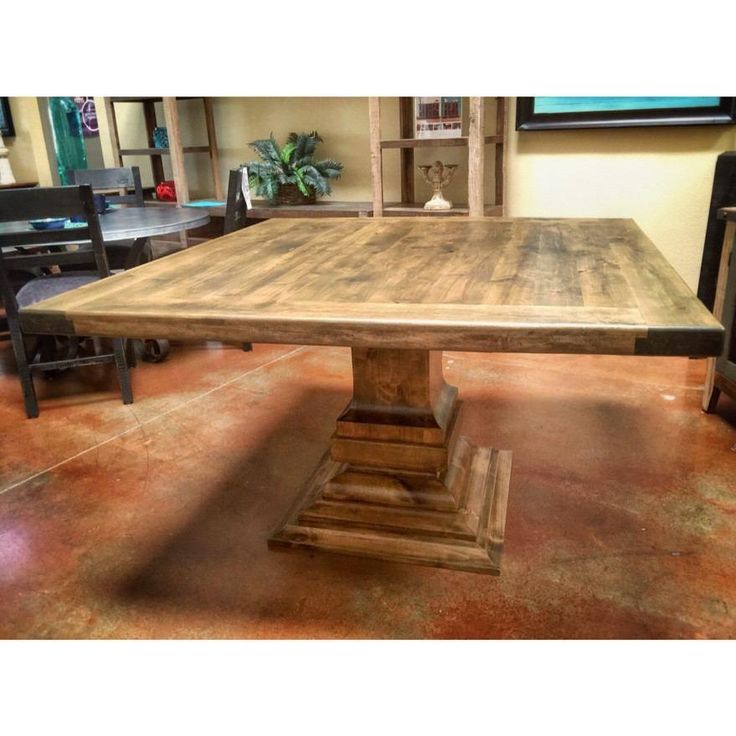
<box><xmin>0</xmin><ymin>340</ymin><xmax>735</xmax><ymax>638</ymax></box>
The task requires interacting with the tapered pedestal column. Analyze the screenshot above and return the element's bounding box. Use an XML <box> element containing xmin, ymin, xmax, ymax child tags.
<box><xmin>269</xmin><ymin>348</ymin><xmax>512</xmax><ymax>574</ymax></box>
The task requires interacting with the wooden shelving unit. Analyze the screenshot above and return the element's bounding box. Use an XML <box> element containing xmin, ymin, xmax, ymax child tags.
<box><xmin>102</xmin><ymin>97</ymin><xmax>223</xmax><ymax>206</ymax></box>
<box><xmin>368</xmin><ymin>97</ymin><xmax>507</xmax><ymax>217</ymax></box>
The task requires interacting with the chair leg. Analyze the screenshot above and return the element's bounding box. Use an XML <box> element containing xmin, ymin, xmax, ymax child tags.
<box><xmin>126</xmin><ymin>338</ymin><xmax>138</xmax><ymax>368</ymax></box>
<box><xmin>112</xmin><ymin>337</ymin><xmax>134</xmax><ymax>405</ymax></box>
<box><xmin>7</xmin><ymin>317</ymin><xmax>39</xmax><ymax>418</ymax></box>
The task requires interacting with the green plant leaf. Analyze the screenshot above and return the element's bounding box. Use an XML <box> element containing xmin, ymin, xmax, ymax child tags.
<box><xmin>249</xmin><ymin>134</ymin><xmax>283</xmax><ymax>168</ymax></box>
<box><xmin>293</xmin><ymin>168</ymin><xmax>310</xmax><ymax>197</ymax></box>
<box><xmin>314</xmin><ymin>159</ymin><xmax>343</xmax><ymax>179</ymax></box>
<box><xmin>280</xmin><ymin>142</ymin><xmax>297</xmax><ymax>164</ymax></box>
<box><xmin>247</xmin><ymin>131</ymin><xmax>341</xmax><ymax>201</ymax></box>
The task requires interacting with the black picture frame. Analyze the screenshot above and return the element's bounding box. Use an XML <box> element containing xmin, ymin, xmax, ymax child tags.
<box><xmin>516</xmin><ymin>97</ymin><xmax>736</xmax><ymax>131</ymax></box>
<box><xmin>0</xmin><ymin>97</ymin><xmax>15</xmax><ymax>137</ymax></box>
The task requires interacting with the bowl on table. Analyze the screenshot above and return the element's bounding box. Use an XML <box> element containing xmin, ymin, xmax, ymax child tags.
<box><xmin>93</xmin><ymin>194</ymin><xmax>109</xmax><ymax>214</ymax></box>
<box><xmin>28</xmin><ymin>218</ymin><xmax>68</xmax><ymax>231</ymax></box>
<box><xmin>69</xmin><ymin>194</ymin><xmax>109</xmax><ymax>223</ymax></box>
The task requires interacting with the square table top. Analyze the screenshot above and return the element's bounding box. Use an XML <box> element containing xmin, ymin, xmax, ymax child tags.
<box><xmin>19</xmin><ymin>217</ymin><xmax>723</xmax><ymax>357</ymax></box>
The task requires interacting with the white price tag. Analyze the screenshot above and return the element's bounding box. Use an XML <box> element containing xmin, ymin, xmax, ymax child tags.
<box><xmin>241</xmin><ymin>166</ymin><xmax>253</xmax><ymax>210</ymax></box>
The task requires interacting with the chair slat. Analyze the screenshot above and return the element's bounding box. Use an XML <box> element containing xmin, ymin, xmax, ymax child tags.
<box><xmin>0</xmin><ymin>227</ymin><xmax>91</xmax><ymax>249</ymax></box>
<box><xmin>4</xmin><ymin>250</ymin><xmax>99</xmax><ymax>269</ymax></box>
<box><xmin>0</xmin><ymin>186</ymin><xmax>94</xmax><ymax>222</ymax></box>
<box><xmin>70</xmin><ymin>166</ymin><xmax>144</xmax><ymax>207</ymax></box>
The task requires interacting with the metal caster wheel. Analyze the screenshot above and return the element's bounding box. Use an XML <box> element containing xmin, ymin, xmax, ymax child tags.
<box><xmin>141</xmin><ymin>338</ymin><xmax>170</xmax><ymax>363</ymax></box>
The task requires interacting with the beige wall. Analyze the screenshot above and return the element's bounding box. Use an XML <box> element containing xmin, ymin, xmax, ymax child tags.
<box><xmin>98</xmin><ymin>97</ymin><xmax>501</xmax><ymax>207</ymax></box>
<box><xmin>506</xmin><ymin>103</ymin><xmax>736</xmax><ymax>290</ymax></box>
<box><xmin>9</xmin><ymin>96</ymin><xmax>736</xmax><ymax>291</ymax></box>
<box><xmin>5</xmin><ymin>97</ymin><xmax>54</xmax><ymax>186</ymax></box>
<box><xmin>151</xmin><ymin>96</ymin><xmax>735</xmax><ymax>290</ymax></box>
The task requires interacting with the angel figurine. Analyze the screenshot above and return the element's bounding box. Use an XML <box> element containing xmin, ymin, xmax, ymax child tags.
<box><xmin>417</xmin><ymin>160</ymin><xmax>458</xmax><ymax>210</ymax></box>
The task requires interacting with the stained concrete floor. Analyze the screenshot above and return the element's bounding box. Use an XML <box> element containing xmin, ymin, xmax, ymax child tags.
<box><xmin>0</xmin><ymin>340</ymin><xmax>735</xmax><ymax>639</ymax></box>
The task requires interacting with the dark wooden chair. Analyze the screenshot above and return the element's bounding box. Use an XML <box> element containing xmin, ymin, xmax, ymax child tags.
<box><xmin>71</xmin><ymin>166</ymin><xmax>171</xmax><ymax>363</ymax></box>
<box><xmin>70</xmin><ymin>166</ymin><xmax>145</xmax><ymax>206</ymax></box>
<box><xmin>224</xmin><ymin>167</ymin><xmax>249</xmax><ymax>235</ymax></box>
<box><xmin>703</xmin><ymin>207</ymin><xmax>736</xmax><ymax>412</ymax></box>
<box><xmin>224</xmin><ymin>168</ymin><xmax>253</xmax><ymax>352</ymax></box>
<box><xmin>70</xmin><ymin>166</ymin><xmax>151</xmax><ymax>269</ymax></box>
<box><xmin>0</xmin><ymin>185</ymin><xmax>133</xmax><ymax>418</ymax></box>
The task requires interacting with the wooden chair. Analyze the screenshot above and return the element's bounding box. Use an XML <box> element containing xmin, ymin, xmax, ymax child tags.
<box><xmin>224</xmin><ymin>168</ymin><xmax>252</xmax><ymax>352</ymax></box>
<box><xmin>70</xmin><ymin>166</ymin><xmax>144</xmax><ymax>206</ymax></box>
<box><xmin>70</xmin><ymin>166</ymin><xmax>151</xmax><ymax>269</ymax></box>
<box><xmin>703</xmin><ymin>207</ymin><xmax>736</xmax><ymax>412</ymax></box>
<box><xmin>0</xmin><ymin>185</ymin><xmax>133</xmax><ymax>418</ymax></box>
<box><xmin>224</xmin><ymin>167</ymin><xmax>249</xmax><ymax>235</ymax></box>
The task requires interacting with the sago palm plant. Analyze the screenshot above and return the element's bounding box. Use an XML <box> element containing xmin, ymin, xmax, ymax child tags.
<box><xmin>245</xmin><ymin>131</ymin><xmax>343</xmax><ymax>202</ymax></box>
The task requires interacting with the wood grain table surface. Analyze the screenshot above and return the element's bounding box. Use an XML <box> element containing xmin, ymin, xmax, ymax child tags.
<box><xmin>20</xmin><ymin>217</ymin><xmax>723</xmax><ymax>358</ymax></box>
<box><xmin>17</xmin><ymin>217</ymin><xmax>725</xmax><ymax>575</ymax></box>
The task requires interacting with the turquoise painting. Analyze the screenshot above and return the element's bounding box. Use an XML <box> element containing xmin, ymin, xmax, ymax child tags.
<box><xmin>534</xmin><ymin>97</ymin><xmax>720</xmax><ymax>114</ymax></box>
<box><xmin>516</xmin><ymin>96</ymin><xmax>735</xmax><ymax>130</ymax></box>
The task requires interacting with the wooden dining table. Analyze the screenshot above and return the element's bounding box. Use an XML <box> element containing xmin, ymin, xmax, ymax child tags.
<box><xmin>18</xmin><ymin>217</ymin><xmax>724</xmax><ymax>574</ymax></box>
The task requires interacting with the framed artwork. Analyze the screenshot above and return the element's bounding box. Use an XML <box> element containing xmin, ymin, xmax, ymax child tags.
<box><xmin>0</xmin><ymin>97</ymin><xmax>15</xmax><ymax>137</ymax></box>
<box><xmin>516</xmin><ymin>97</ymin><xmax>736</xmax><ymax>131</ymax></box>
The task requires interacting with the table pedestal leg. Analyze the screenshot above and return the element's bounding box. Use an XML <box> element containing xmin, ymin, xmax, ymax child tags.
<box><xmin>269</xmin><ymin>348</ymin><xmax>513</xmax><ymax>574</ymax></box>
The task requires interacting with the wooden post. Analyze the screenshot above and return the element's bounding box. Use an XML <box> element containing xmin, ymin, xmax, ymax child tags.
<box><xmin>0</xmin><ymin>132</ymin><xmax>16</xmax><ymax>185</ymax></box>
<box><xmin>203</xmin><ymin>97</ymin><xmax>224</xmax><ymax>201</ymax></box>
<box><xmin>103</xmin><ymin>98</ymin><xmax>123</xmax><ymax>167</ymax></box>
<box><xmin>399</xmin><ymin>97</ymin><xmax>414</xmax><ymax>204</ymax></box>
<box><xmin>468</xmin><ymin>97</ymin><xmax>485</xmax><ymax>217</ymax></box>
<box><xmin>368</xmin><ymin>97</ymin><xmax>384</xmax><ymax>217</ymax></box>
<box><xmin>162</xmin><ymin>97</ymin><xmax>189</xmax><ymax>206</ymax></box>
<box><xmin>143</xmin><ymin>99</ymin><xmax>165</xmax><ymax>187</ymax></box>
<box><xmin>495</xmin><ymin>97</ymin><xmax>506</xmax><ymax>213</ymax></box>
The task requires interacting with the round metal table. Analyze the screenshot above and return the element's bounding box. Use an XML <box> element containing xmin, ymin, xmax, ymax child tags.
<box><xmin>0</xmin><ymin>205</ymin><xmax>209</xmax><ymax>242</ymax></box>
<box><xmin>95</xmin><ymin>206</ymin><xmax>210</xmax><ymax>241</ymax></box>
<box><xmin>1</xmin><ymin>206</ymin><xmax>211</xmax><ymax>363</ymax></box>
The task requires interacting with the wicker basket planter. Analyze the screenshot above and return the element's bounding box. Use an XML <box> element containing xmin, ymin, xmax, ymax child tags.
<box><xmin>274</xmin><ymin>184</ymin><xmax>316</xmax><ymax>206</ymax></box>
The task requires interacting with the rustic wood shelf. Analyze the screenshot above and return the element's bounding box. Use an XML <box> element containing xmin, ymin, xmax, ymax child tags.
<box><xmin>103</xmin><ymin>97</ymin><xmax>223</xmax><ymax>205</ymax></box>
<box><xmin>380</xmin><ymin>135</ymin><xmax>503</xmax><ymax>149</ymax></box>
<box><xmin>119</xmin><ymin>146</ymin><xmax>211</xmax><ymax>156</ymax></box>
<box><xmin>0</xmin><ymin>181</ymin><xmax>37</xmax><ymax>190</ymax></box>
<box><xmin>108</xmin><ymin>97</ymin><xmax>200</xmax><ymax>103</ymax></box>
<box><xmin>246</xmin><ymin>200</ymin><xmax>373</xmax><ymax>219</ymax></box>
<box><xmin>369</xmin><ymin>97</ymin><xmax>507</xmax><ymax>218</ymax></box>
<box><xmin>383</xmin><ymin>203</ymin><xmax>503</xmax><ymax>216</ymax></box>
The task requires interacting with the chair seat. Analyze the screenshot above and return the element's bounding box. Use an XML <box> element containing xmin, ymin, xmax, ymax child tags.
<box><xmin>16</xmin><ymin>273</ymin><xmax>100</xmax><ymax>308</ymax></box>
<box><xmin>78</xmin><ymin>239</ymin><xmax>151</xmax><ymax>269</ymax></box>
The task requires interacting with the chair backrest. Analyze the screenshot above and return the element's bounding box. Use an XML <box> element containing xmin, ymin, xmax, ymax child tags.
<box><xmin>70</xmin><ymin>166</ymin><xmax>144</xmax><ymax>206</ymax></box>
<box><xmin>224</xmin><ymin>168</ymin><xmax>249</xmax><ymax>234</ymax></box>
<box><xmin>0</xmin><ymin>186</ymin><xmax>111</xmax><ymax>318</ymax></box>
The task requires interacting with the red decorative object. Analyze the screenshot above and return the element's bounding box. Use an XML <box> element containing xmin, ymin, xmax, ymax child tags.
<box><xmin>156</xmin><ymin>180</ymin><xmax>177</xmax><ymax>202</ymax></box>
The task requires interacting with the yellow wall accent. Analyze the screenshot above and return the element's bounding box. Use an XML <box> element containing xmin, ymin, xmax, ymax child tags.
<box><xmin>140</xmin><ymin>96</ymin><xmax>734</xmax><ymax>290</ymax></box>
<box><xmin>5</xmin><ymin>97</ymin><xmax>54</xmax><ymax>186</ymax></box>
<box><xmin>10</xmin><ymin>96</ymin><xmax>736</xmax><ymax>291</ymax></box>
<box><xmin>506</xmin><ymin>103</ymin><xmax>736</xmax><ymax>290</ymax></box>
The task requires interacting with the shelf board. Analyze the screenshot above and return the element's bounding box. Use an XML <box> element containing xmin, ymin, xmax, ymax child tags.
<box><xmin>383</xmin><ymin>203</ymin><xmax>503</xmax><ymax>217</ymax></box>
<box><xmin>109</xmin><ymin>96</ymin><xmax>203</xmax><ymax>103</ymax></box>
<box><xmin>247</xmin><ymin>200</ymin><xmax>373</xmax><ymax>219</ymax></box>
<box><xmin>0</xmin><ymin>181</ymin><xmax>38</xmax><ymax>190</ymax></box>
<box><xmin>380</xmin><ymin>135</ymin><xmax>502</xmax><ymax>149</ymax></box>
<box><xmin>119</xmin><ymin>146</ymin><xmax>211</xmax><ymax>156</ymax></box>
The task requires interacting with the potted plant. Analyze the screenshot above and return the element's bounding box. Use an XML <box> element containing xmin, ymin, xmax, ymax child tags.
<box><xmin>245</xmin><ymin>131</ymin><xmax>343</xmax><ymax>205</ymax></box>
